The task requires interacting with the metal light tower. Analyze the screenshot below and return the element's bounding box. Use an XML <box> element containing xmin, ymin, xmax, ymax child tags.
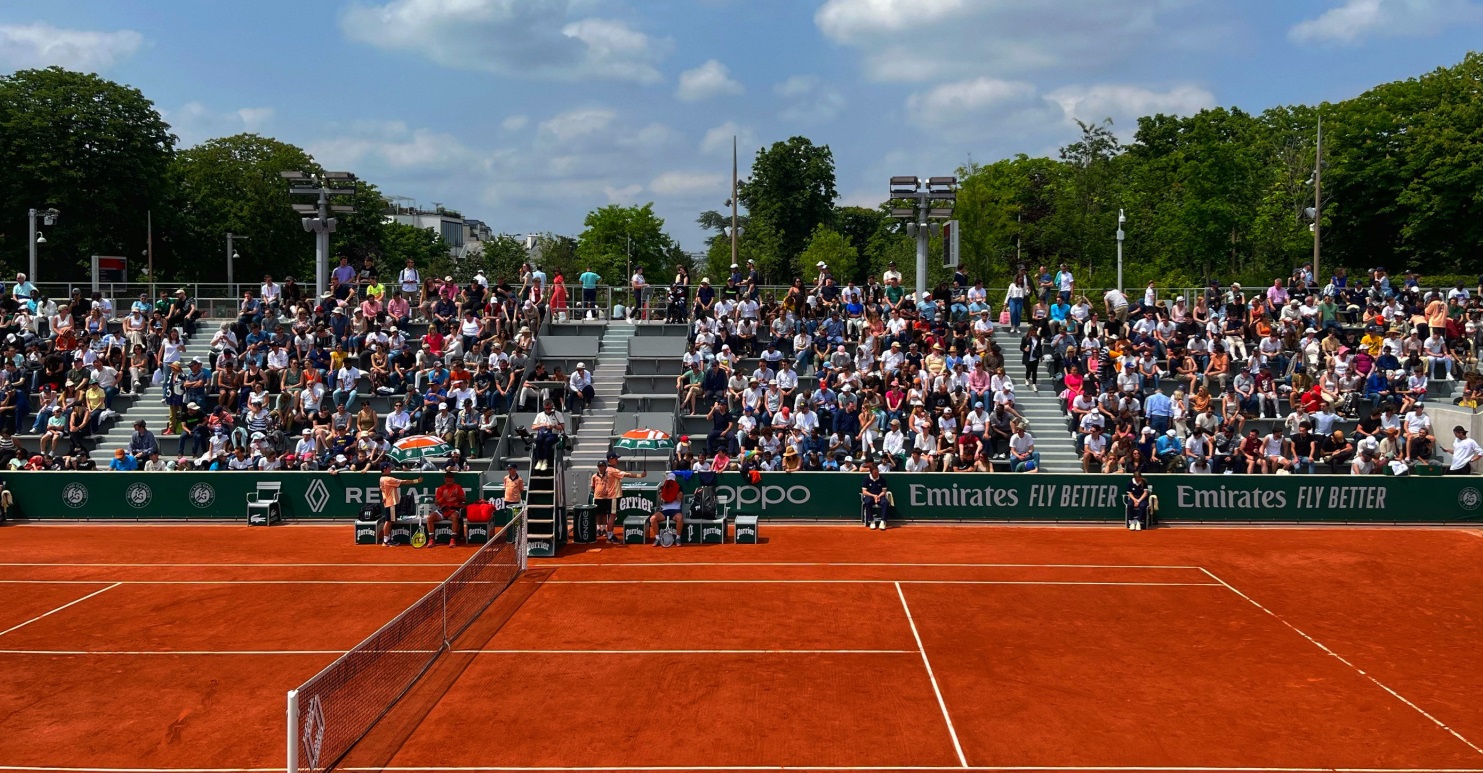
<box><xmin>887</xmin><ymin>176</ymin><xmax>956</xmax><ymax>299</ymax></box>
<box><xmin>27</xmin><ymin>207</ymin><xmax>59</xmax><ymax>282</ymax></box>
<box><xmin>1312</xmin><ymin>116</ymin><xmax>1323</xmax><ymax>284</ymax></box>
<box><xmin>282</xmin><ymin>171</ymin><xmax>358</xmax><ymax>299</ymax></box>
<box><xmin>226</xmin><ymin>233</ymin><xmax>250</xmax><ymax>292</ymax></box>
<box><xmin>1116</xmin><ymin>209</ymin><xmax>1126</xmax><ymax>293</ymax></box>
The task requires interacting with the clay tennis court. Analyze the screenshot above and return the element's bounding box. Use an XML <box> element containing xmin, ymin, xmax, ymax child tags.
<box><xmin>2</xmin><ymin>523</ymin><xmax>1482</xmax><ymax>773</ymax></box>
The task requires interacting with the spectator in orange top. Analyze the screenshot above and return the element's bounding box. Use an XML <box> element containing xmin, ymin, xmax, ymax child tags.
<box><xmin>434</xmin><ymin>469</ymin><xmax>467</xmax><ymax>547</ymax></box>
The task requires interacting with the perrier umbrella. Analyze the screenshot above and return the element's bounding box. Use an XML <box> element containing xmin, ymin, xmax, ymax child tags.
<box><xmin>612</xmin><ymin>428</ymin><xmax>674</xmax><ymax>454</ymax></box>
<box><xmin>389</xmin><ymin>434</ymin><xmax>453</xmax><ymax>463</ymax></box>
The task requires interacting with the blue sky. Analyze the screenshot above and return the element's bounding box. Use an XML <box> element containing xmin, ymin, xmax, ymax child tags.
<box><xmin>2</xmin><ymin>0</ymin><xmax>1481</xmax><ymax>251</ymax></box>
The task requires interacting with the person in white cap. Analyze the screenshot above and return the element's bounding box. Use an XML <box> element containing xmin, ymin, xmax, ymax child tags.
<box><xmin>568</xmin><ymin>362</ymin><xmax>594</xmax><ymax>413</ymax></box>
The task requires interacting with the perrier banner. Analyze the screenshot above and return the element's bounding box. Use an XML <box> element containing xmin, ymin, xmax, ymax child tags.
<box><xmin>5</xmin><ymin>471</ymin><xmax>483</xmax><ymax>520</ymax></box>
<box><xmin>678</xmin><ymin>471</ymin><xmax>1483</xmax><ymax>523</ymax></box>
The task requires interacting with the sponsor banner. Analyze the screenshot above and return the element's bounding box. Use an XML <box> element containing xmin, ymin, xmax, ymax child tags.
<box><xmin>679</xmin><ymin>472</ymin><xmax>1483</xmax><ymax>523</ymax></box>
<box><xmin>8</xmin><ymin>472</ymin><xmax>482</xmax><ymax>520</ymax></box>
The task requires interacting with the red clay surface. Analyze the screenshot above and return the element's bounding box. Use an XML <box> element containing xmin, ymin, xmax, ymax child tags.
<box><xmin>484</xmin><ymin>581</ymin><xmax>919</xmax><ymax>651</ymax></box>
<box><xmin>385</xmin><ymin>652</ymin><xmax>960</xmax><ymax>770</ymax></box>
<box><xmin>0</xmin><ymin>522</ymin><xmax>1480</xmax><ymax>772</ymax></box>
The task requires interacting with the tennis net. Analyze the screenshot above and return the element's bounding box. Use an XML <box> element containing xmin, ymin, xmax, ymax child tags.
<box><xmin>287</xmin><ymin>513</ymin><xmax>527</xmax><ymax>773</ymax></box>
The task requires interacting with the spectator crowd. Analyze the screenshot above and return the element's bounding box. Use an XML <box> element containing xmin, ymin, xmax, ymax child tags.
<box><xmin>667</xmin><ymin>260</ymin><xmax>1483</xmax><ymax>477</ymax></box>
<box><xmin>0</xmin><ymin>255</ymin><xmax>572</xmax><ymax>473</ymax></box>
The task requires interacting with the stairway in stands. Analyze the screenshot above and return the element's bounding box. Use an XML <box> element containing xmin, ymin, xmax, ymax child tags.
<box><xmin>564</xmin><ymin>323</ymin><xmax>633</xmax><ymax>502</ymax></box>
<box><xmin>989</xmin><ymin>328</ymin><xmax>1081</xmax><ymax>473</ymax></box>
<box><xmin>90</xmin><ymin>328</ymin><xmax>203</xmax><ymax>462</ymax></box>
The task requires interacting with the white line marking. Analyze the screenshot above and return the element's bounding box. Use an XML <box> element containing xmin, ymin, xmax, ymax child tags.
<box><xmin>0</xmin><ymin>583</ymin><xmax>120</xmax><ymax>638</ymax></box>
<box><xmin>544</xmin><ymin>580</ymin><xmax>1220</xmax><ymax>587</ymax></box>
<box><xmin>1199</xmin><ymin>566</ymin><xmax>1483</xmax><ymax>757</ymax></box>
<box><xmin>0</xmin><ymin>649</ymin><xmax>914</xmax><ymax>656</ymax></box>
<box><xmin>333</xmin><ymin>759</ymin><xmax>1483</xmax><ymax>765</ymax></box>
<box><xmin>0</xmin><ymin>580</ymin><xmax>442</xmax><ymax>585</ymax></box>
<box><xmin>0</xmin><ymin>649</ymin><xmax>357</xmax><ymax>656</ymax></box>
<box><xmin>0</xmin><ymin>562</ymin><xmax>463</xmax><ymax>567</ymax></box>
<box><xmin>2</xmin><ymin>759</ymin><xmax>1483</xmax><ymax>765</ymax></box>
<box><xmin>553</xmin><ymin>562</ymin><xmax>1202</xmax><ymax>569</ymax></box>
<box><xmin>895</xmin><ymin>581</ymin><xmax>968</xmax><ymax>768</ymax></box>
<box><xmin>461</xmin><ymin>649</ymin><xmax>917</xmax><ymax>655</ymax></box>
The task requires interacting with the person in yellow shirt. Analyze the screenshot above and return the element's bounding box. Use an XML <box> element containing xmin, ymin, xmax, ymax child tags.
<box><xmin>501</xmin><ymin>463</ymin><xmax>525</xmax><ymax>505</ymax></box>
<box><xmin>590</xmin><ymin>456</ymin><xmax>645</xmax><ymax>543</ymax></box>
<box><xmin>1360</xmin><ymin>329</ymin><xmax>1385</xmax><ymax>356</ymax></box>
<box><xmin>84</xmin><ymin>375</ymin><xmax>107</xmax><ymax>435</ymax></box>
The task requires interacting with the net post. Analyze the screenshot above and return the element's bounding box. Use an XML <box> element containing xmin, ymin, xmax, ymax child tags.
<box><xmin>441</xmin><ymin>583</ymin><xmax>449</xmax><ymax>648</ymax></box>
<box><xmin>286</xmin><ymin>688</ymin><xmax>299</xmax><ymax>773</ymax></box>
<box><xmin>517</xmin><ymin>511</ymin><xmax>528</xmax><ymax>571</ymax></box>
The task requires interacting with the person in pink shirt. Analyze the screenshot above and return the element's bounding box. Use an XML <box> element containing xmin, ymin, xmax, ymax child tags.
<box><xmin>1266</xmin><ymin>278</ymin><xmax>1289</xmax><ymax>308</ymax></box>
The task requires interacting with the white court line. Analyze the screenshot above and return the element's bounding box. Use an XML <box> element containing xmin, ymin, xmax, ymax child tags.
<box><xmin>0</xmin><ymin>562</ymin><xmax>462</xmax><ymax>567</ymax></box>
<box><xmin>0</xmin><ymin>583</ymin><xmax>120</xmax><ymax>638</ymax></box>
<box><xmin>0</xmin><ymin>580</ymin><xmax>442</xmax><ymax>585</ymax></box>
<box><xmin>553</xmin><ymin>562</ymin><xmax>1203</xmax><ymax>569</ymax></box>
<box><xmin>544</xmin><ymin>580</ymin><xmax>1221</xmax><ymax>587</ymax></box>
<box><xmin>0</xmin><ymin>649</ymin><xmax>360</xmax><ymax>656</ymax></box>
<box><xmin>347</xmin><ymin>767</ymin><xmax>1483</xmax><ymax>772</ymax></box>
<box><xmin>895</xmin><ymin>581</ymin><xmax>968</xmax><ymax>768</ymax></box>
<box><xmin>0</xmin><ymin>648</ymin><xmax>914</xmax><ymax>656</ymax></box>
<box><xmin>349</xmin><ymin>768</ymin><xmax>1483</xmax><ymax>772</ymax></box>
<box><xmin>1199</xmin><ymin>567</ymin><xmax>1483</xmax><ymax>757</ymax></box>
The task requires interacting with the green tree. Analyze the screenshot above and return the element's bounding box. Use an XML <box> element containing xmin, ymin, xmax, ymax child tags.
<box><xmin>379</xmin><ymin>221</ymin><xmax>452</xmax><ymax>278</ymax></box>
<box><xmin>478</xmin><ymin>234</ymin><xmax>530</xmax><ymax>282</ymax></box>
<box><xmin>173</xmin><ymin>133</ymin><xmax>320</xmax><ymax>283</ymax></box>
<box><xmin>0</xmin><ymin>67</ymin><xmax>175</xmax><ymax>280</ymax></box>
<box><xmin>532</xmin><ymin>233</ymin><xmax>580</xmax><ymax>281</ymax></box>
<box><xmin>575</xmin><ymin>203</ymin><xmax>677</xmax><ymax>288</ymax></box>
<box><xmin>798</xmin><ymin>225</ymin><xmax>858</xmax><ymax>284</ymax></box>
<box><xmin>738</xmin><ymin>136</ymin><xmax>838</xmax><ymax>279</ymax></box>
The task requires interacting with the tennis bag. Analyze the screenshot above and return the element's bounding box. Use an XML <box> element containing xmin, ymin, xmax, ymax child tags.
<box><xmin>466</xmin><ymin>500</ymin><xmax>495</xmax><ymax>523</ymax></box>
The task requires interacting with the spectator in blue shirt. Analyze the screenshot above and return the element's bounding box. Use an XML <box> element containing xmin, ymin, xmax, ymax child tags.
<box><xmin>1145</xmin><ymin>390</ymin><xmax>1173</xmax><ymax>435</ymax></box>
<box><xmin>1155</xmin><ymin>429</ymin><xmax>1184</xmax><ymax>470</ymax></box>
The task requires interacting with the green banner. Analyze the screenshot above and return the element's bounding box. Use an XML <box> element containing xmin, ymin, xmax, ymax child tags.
<box><xmin>6</xmin><ymin>472</ymin><xmax>484</xmax><ymax>521</ymax></box>
<box><xmin>680</xmin><ymin>472</ymin><xmax>1483</xmax><ymax>523</ymax></box>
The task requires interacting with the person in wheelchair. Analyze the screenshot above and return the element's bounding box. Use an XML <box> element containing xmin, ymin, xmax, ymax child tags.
<box><xmin>861</xmin><ymin>461</ymin><xmax>889</xmax><ymax>530</ymax></box>
<box><xmin>649</xmin><ymin>471</ymin><xmax>684</xmax><ymax>546</ymax></box>
<box><xmin>1124</xmin><ymin>468</ymin><xmax>1152</xmax><ymax>531</ymax></box>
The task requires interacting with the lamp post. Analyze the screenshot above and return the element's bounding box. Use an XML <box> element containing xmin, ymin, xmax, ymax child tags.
<box><xmin>1312</xmin><ymin>116</ymin><xmax>1322</xmax><ymax>284</ymax></box>
<box><xmin>731</xmin><ymin>136</ymin><xmax>740</xmax><ymax>270</ymax></box>
<box><xmin>887</xmin><ymin>176</ymin><xmax>956</xmax><ymax>299</ymax></box>
<box><xmin>226</xmin><ymin>233</ymin><xmax>249</xmax><ymax>293</ymax></box>
<box><xmin>282</xmin><ymin>171</ymin><xmax>358</xmax><ymax>299</ymax></box>
<box><xmin>1116</xmin><ymin>209</ymin><xmax>1126</xmax><ymax>293</ymax></box>
<box><xmin>27</xmin><ymin>207</ymin><xmax>59</xmax><ymax>282</ymax></box>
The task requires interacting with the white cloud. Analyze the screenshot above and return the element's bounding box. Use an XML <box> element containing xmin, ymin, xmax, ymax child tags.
<box><xmin>0</xmin><ymin>23</ymin><xmax>143</xmax><ymax>71</ymax></box>
<box><xmin>1289</xmin><ymin>0</ymin><xmax>1481</xmax><ymax>43</ymax></box>
<box><xmin>773</xmin><ymin>75</ymin><xmax>846</xmax><ymax>124</ymax></box>
<box><xmin>501</xmin><ymin>115</ymin><xmax>529</xmax><ymax>132</ymax></box>
<box><xmin>905</xmin><ymin>77</ymin><xmax>1036</xmax><ymax>116</ymax></box>
<box><xmin>649</xmin><ymin>171</ymin><xmax>726</xmax><ymax>197</ymax></box>
<box><xmin>815</xmin><ymin>0</ymin><xmax>972</xmax><ymax>40</ymax></box>
<box><xmin>341</xmin><ymin>0</ymin><xmax>670</xmax><ymax>83</ymax></box>
<box><xmin>537</xmin><ymin>107</ymin><xmax>617</xmax><ymax>146</ymax></box>
<box><xmin>675</xmin><ymin>59</ymin><xmax>744</xmax><ymax>102</ymax></box>
<box><xmin>165</xmin><ymin>103</ymin><xmax>278</xmax><ymax>148</ymax></box>
<box><xmin>902</xmin><ymin>80</ymin><xmax>1214</xmax><ymax>144</ymax></box>
<box><xmin>774</xmin><ymin>75</ymin><xmax>819</xmax><ymax>98</ymax></box>
<box><xmin>815</xmin><ymin>0</ymin><xmax>1186</xmax><ymax>82</ymax></box>
<box><xmin>1046</xmin><ymin>84</ymin><xmax>1216</xmax><ymax>128</ymax></box>
<box><xmin>700</xmin><ymin>121</ymin><xmax>757</xmax><ymax>155</ymax></box>
<box><xmin>310</xmin><ymin>126</ymin><xmax>480</xmax><ymax>173</ymax></box>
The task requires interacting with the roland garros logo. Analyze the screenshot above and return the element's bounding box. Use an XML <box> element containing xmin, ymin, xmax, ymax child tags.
<box><xmin>1460</xmin><ymin>487</ymin><xmax>1482</xmax><ymax>511</ymax></box>
<box><xmin>188</xmin><ymin>483</ymin><xmax>216</xmax><ymax>508</ymax></box>
<box><xmin>61</xmin><ymin>482</ymin><xmax>89</xmax><ymax>508</ymax></box>
<box><xmin>124</xmin><ymin>482</ymin><xmax>153</xmax><ymax>509</ymax></box>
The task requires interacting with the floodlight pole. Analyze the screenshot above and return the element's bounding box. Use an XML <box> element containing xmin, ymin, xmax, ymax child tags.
<box><xmin>1312</xmin><ymin>116</ymin><xmax>1322</xmax><ymax>285</ymax></box>
<box><xmin>1116</xmin><ymin>210</ymin><xmax>1126</xmax><ymax>293</ymax></box>
<box><xmin>27</xmin><ymin>208</ymin><xmax>37</xmax><ymax>283</ymax></box>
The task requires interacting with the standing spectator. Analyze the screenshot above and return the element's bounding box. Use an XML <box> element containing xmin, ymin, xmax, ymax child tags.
<box><xmin>1442</xmin><ymin>426</ymin><xmax>1480</xmax><ymax>475</ymax></box>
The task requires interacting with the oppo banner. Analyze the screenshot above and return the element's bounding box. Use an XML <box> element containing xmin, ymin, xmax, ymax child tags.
<box><xmin>5</xmin><ymin>471</ymin><xmax>482</xmax><ymax>520</ymax></box>
<box><xmin>678</xmin><ymin>472</ymin><xmax>1483</xmax><ymax>523</ymax></box>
